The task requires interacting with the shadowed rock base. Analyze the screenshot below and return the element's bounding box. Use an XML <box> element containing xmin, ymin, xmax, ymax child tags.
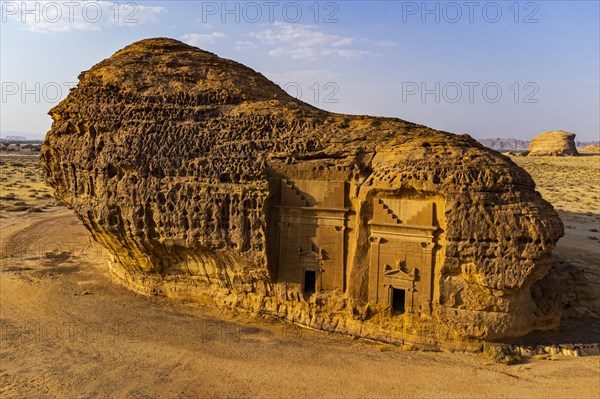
<box><xmin>107</xmin><ymin>257</ymin><xmax>487</xmax><ymax>352</ymax></box>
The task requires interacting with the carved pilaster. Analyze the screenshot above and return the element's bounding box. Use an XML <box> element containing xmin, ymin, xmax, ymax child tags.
<box><xmin>368</xmin><ymin>236</ymin><xmax>383</xmax><ymax>303</ymax></box>
<box><xmin>419</xmin><ymin>241</ymin><xmax>434</xmax><ymax>316</ymax></box>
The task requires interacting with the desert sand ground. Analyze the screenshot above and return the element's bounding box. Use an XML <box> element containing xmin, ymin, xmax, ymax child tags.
<box><xmin>1</xmin><ymin>154</ymin><xmax>599</xmax><ymax>398</ymax></box>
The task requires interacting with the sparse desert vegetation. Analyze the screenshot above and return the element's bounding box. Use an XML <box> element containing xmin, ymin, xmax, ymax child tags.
<box><xmin>0</xmin><ymin>155</ymin><xmax>60</xmax><ymax>215</ymax></box>
<box><xmin>512</xmin><ymin>155</ymin><xmax>600</xmax><ymax>215</ymax></box>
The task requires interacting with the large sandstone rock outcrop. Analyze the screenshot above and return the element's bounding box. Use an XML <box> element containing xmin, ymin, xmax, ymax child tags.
<box><xmin>41</xmin><ymin>38</ymin><xmax>566</xmax><ymax>347</ymax></box>
<box><xmin>528</xmin><ymin>130</ymin><xmax>578</xmax><ymax>156</ymax></box>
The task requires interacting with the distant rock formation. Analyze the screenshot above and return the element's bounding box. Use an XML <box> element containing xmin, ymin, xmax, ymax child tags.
<box><xmin>580</xmin><ymin>145</ymin><xmax>600</xmax><ymax>154</ymax></box>
<box><xmin>40</xmin><ymin>38</ymin><xmax>567</xmax><ymax>348</ymax></box>
<box><xmin>528</xmin><ymin>130</ymin><xmax>579</xmax><ymax>156</ymax></box>
<box><xmin>576</xmin><ymin>140</ymin><xmax>600</xmax><ymax>149</ymax></box>
<box><xmin>477</xmin><ymin>138</ymin><xmax>530</xmax><ymax>151</ymax></box>
<box><xmin>478</xmin><ymin>137</ymin><xmax>598</xmax><ymax>152</ymax></box>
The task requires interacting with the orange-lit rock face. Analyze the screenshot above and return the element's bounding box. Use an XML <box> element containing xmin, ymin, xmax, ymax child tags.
<box><xmin>528</xmin><ymin>130</ymin><xmax>579</xmax><ymax>156</ymax></box>
<box><xmin>41</xmin><ymin>38</ymin><xmax>565</xmax><ymax>346</ymax></box>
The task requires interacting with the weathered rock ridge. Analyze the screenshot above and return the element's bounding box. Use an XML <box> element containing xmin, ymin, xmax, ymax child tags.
<box><xmin>41</xmin><ymin>38</ymin><xmax>566</xmax><ymax>348</ymax></box>
<box><xmin>528</xmin><ymin>130</ymin><xmax>578</xmax><ymax>156</ymax></box>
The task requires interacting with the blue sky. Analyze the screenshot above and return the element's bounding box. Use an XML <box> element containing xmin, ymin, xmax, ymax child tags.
<box><xmin>1</xmin><ymin>1</ymin><xmax>599</xmax><ymax>141</ymax></box>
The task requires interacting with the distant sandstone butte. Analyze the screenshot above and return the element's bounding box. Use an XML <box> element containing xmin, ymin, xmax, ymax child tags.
<box><xmin>528</xmin><ymin>130</ymin><xmax>579</xmax><ymax>156</ymax></box>
<box><xmin>41</xmin><ymin>38</ymin><xmax>566</xmax><ymax>348</ymax></box>
<box><xmin>581</xmin><ymin>145</ymin><xmax>600</xmax><ymax>154</ymax></box>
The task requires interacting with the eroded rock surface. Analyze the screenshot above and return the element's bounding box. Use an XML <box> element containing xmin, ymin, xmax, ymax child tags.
<box><xmin>528</xmin><ymin>130</ymin><xmax>579</xmax><ymax>156</ymax></box>
<box><xmin>41</xmin><ymin>38</ymin><xmax>566</xmax><ymax>347</ymax></box>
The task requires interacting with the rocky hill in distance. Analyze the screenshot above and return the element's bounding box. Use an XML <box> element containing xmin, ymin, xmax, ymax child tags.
<box><xmin>581</xmin><ymin>145</ymin><xmax>600</xmax><ymax>154</ymax></box>
<box><xmin>478</xmin><ymin>138</ymin><xmax>599</xmax><ymax>152</ymax></box>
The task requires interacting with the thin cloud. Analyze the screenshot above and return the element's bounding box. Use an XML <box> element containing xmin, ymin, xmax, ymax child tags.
<box><xmin>251</xmin><ymin>21</ymin><xmax>353</xmax><ymax>47</ymax></box>
<box><xmin>244</xmin><ymin>22</ymin><xmax>373</xmax><ymax>60</ymax></box>
<box><xmin>4</xmin><ymin>1</ymin><xmax>165</xmax><ymax>33</ymax></box>
<box><xmin>182</xmin><ymin>32</ymin><xmax>226</xmax><ymax>47</ymax></box>
<box><xmin>234</xmin><ymin>40</ymin><xmax>258</xmax><ymax>51</ymax></box>
<box><xmin>366</xmin><ymin>39</ymin><xmax>397</xmax><ymax>47</ymax></box>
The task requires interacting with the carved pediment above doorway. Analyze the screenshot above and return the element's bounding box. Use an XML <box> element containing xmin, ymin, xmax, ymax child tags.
<box><xmin>383</xmin><ymin>261</ymin><xmax>416</xmax><ymax>281</ymax></box>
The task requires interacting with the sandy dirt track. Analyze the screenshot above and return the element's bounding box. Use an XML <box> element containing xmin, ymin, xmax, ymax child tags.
<box><xmin>0</xmin><ymin>155</ymin><xmax>599</xmax><ymax>398</ymax></box>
